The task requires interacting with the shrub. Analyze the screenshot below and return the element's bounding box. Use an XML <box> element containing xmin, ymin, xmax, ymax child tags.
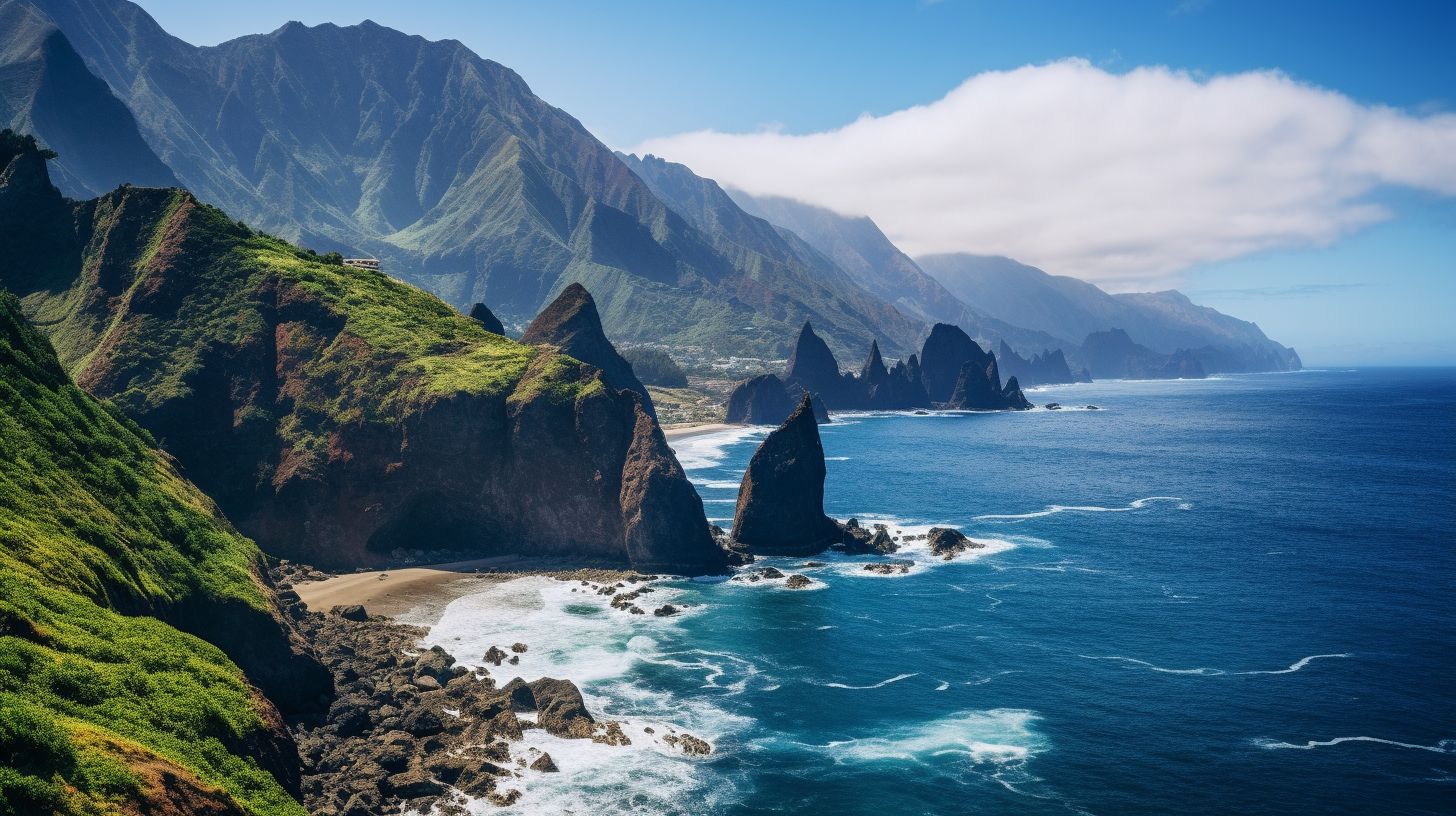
<box><xmin>622</xmin><ymin>347</ymin><xmax>688</xmax><ymax>387</ymax></box>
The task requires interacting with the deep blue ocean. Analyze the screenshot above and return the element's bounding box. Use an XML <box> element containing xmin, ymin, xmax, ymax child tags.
<box><xmin>422</xmin><ymin>369</ymin><xmax>1456</xmax><ymax>815</ymax></box>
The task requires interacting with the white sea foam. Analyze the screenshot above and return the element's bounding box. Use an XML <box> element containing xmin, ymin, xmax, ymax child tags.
<box><xmin>975</xmin><ymin>495</ymin><xmax>1188</xmax><ymax>521</ymax></box>
<box><xmin>669</xmin><ymin>426</ymin><xmax>764</xmax><ymax>470</ymax></box>
<box><xmin>1253</xmin><ymin>736</ymin><xmax>1455</xmax><ymax>754</ymax></box>
<box><xmin>1078</xmin><ymin>653</ymin><xmax>1351</xmax><ymax>676</ymax></box>
<box><xmin>689</xmin><ymin>478</ymin><xmax>742</xmax><ymax>490</ymax></box>
<box><xmin>820</xmin><ymin>709</ymin><xmax>1047</xmax><ymax>766</ymax></box>
<box><xmin>419</xmin><ymin>577</ymin><xmax>752</xmax><ymax>815</ymax></box>
<box><xmin>818</xmin><ymin>672</ymin><xmax>919</xmax><ymax>690</ymax></box>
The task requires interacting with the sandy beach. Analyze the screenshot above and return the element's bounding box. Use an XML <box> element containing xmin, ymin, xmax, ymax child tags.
<box><xmin>294</xmin><ymin>556</ymin><xmax>639</xmax><ymax>619</ymax></box>
<box><xmin>662</xmin><ymin>421</ymin><xmax>739</xmax><ymax>441</ymax></box>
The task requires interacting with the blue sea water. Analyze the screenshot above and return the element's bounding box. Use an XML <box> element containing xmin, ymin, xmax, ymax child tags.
<box><xmin>421</xmin><ymin>369</ymin><xmax>1456</xmax><ymax>815</ymax></box>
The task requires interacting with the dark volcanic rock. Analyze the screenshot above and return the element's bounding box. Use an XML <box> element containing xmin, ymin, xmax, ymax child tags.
<box><xmin>725</xmin><ymin>374</ymin><xmax>798</xmax><ymax>424</ymax></box>
<box><xmin>919</xmin><ymin>323</ymin><xmax>992</xmax><ymax>403</ymax></box>
<box><xmin>522</xmin><ymin>282</ymin><xmax>656</xmax><ymax>419</ymax></box>
<box><xmin>945</xmin><ymin>356</ymin><xmax>1033</xmax><ymax>411</ymax></box>
<box><xmin>927</xmin><ymin>527</ymin><xmax>986</xmax><ymax>560</ymax></box>
<box><xmin>730</xmin><ymin>395</ymin><xmax>847</xmax><ymax>556</ymax></box>
<box><xmin>468</xmin><ymin>302</ymin><xmax>506</xmax><ymax>335</ymax></box>
<box><xmin>784</xmin><ymin>322</ymin><xmax>846</xmax><ymax>405</ymax></box>
<box><xmin>619</xmin><ymin>402</ymin><xmax>729</xmax><ymax>575</ymax></box>
<box><xmin>529</xmin><ymin>678</ymin><xmax>596</xmax><ymax>739</ymax></box>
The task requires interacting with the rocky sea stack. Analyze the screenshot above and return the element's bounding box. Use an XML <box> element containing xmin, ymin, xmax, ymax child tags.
<box><xmin>730</xmin><ymin>395</ymin><xmax>848</xmax><ymax>556</ymax></box>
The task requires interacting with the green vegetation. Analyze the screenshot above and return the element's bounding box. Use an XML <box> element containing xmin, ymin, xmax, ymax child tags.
<box><xmin>622</xmin><ymin>347</ymin><xmax>688</xmax><ymax>388</ymax></box>
<box><xmin>0</xmin><ymin>128</ymin><xmax>57</xmax><ymax>163</ymax></box>
<box><xmin>0</xmin><ymin>291</ymin><xmax>305</xmax><ymax>816</ymax></box>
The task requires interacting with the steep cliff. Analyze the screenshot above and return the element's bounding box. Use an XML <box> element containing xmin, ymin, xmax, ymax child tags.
<box><xmin>0</xmin><ymin>138</ymin><xmax>725</xmax><ymax>575</ymax></box>
<box><xmin>0</xmin><ymin>290</ymin><xmax>321</xmax><ymax>815</ymax></box>
<box><xmin>1082</xmin><ymin>329</ymin><xmax>1207</xmax><ymax>380</ymax></box>
<box><xmin>730</xmin><ymin>395</ymin><xmax>846</xmax><ymax>556</ymax></box>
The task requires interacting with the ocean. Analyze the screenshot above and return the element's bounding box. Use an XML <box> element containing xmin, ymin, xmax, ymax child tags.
<box><xmin>416</xmin><ymin>368</ymin><xmax>1455</xmax><ymax>815</ymax></box>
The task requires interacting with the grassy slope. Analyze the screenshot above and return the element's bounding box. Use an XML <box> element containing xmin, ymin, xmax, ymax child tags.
<box><xmin>23</xmin><ymin>186</ymin><xmax>603</xmax><ymax>486</ymax></box>
<box><xmin>0</xmin><ymin>291</ymin><xmax>303</xmax><ymax>816</ymax></box>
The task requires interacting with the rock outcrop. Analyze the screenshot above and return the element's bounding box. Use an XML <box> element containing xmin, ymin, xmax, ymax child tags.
<box><xmin>522</xmin><ymin>283</ymin><xmax>657</xmax><ymax>419</ymax></box>
<box><xmin>730</xmin><ymin>395</ymin><xmax>847</xmax><ymax>556</ymax></box>
<box><xmin>997</xmin><ymin>340</ymin><xmax>1088</xmax><ymax>386</ymax></box>
<box><xmin>926</xmin><ymin>527</ymin><xmax>986</xmax><ymax>560</ymax></box>
<box><xmin>784</xmin><ymin>322</ymin><xmax>848</xmax><ymax>405</ymax></box>
<box><xmin>945</xmin><ymin>358</ymin><xmax>1033</xmax><ymax>411</ymax></box>
<box><xmin>469</xmin><ymin>302</ymin><xmax>506</xmax><ymax>335</ymax></box>
<box><xmin>725</xmin><ymin>373</ymin><xmax>797</xmax><ymax>424</ymax></box>
<box><xmin>0</xmin><ymin>144</ymin><xmax>724</xmax><ymax>575</ymax></box>
<box><xmin>920</xmin><ymin>323</ymin><xmax>993</xmax><ymax>403</ymax></box>
<box><xmin>1082</xmin><ymin>328</ymin><xmax>1207</xmax><ymax>380</ymax></box>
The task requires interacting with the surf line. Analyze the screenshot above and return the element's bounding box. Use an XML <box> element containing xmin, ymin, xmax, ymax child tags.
<box><xmin>1077</xmin><ymin>653</ymin><xmax>1351</xmax><ymax>676</ymax></box>
<box><xmin>820</xmin><ymin>672</ymin><xmax>919</xmax><ymax>690</ymax></box>
<box><xmin>1254</xmin><ymin>736</ymin><xmax>1455</xmax><ymax>754</ymax></box>
<box><xmin>974</xmin><ymin>496</ymin><xmax>1188</xmax><ymax>522</ymax></box>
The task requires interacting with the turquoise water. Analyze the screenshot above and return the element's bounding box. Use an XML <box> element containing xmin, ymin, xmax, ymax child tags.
<box><xmin>422</xmin><ymin>369</ymin><xmax>1455</xmax><ymax>815</ymax></box>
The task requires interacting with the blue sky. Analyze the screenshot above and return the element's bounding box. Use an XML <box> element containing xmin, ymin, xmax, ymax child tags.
<box><xmin>134</xmin><ymin>0</ymin><xmax>1456</xmax><ymax>365</ymax></box>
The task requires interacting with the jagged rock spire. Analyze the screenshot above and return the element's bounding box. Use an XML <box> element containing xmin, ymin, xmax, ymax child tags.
<box><xmin>522</xmin><ymin>283</ymin><xmax>655</xmax><ymax>419</ymax></box>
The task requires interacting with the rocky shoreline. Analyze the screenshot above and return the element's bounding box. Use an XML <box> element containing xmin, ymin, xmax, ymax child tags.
<box><xmin>272</xmin><ymin>562</ymin><xmax>714</xmax><ymax>816</ymax></box>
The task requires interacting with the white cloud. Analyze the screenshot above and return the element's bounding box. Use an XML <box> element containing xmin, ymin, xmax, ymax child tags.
<box><xmin>631</xmin><ymin>60</ymin><xmax>1456</xmax><ymax>287</ymax></box>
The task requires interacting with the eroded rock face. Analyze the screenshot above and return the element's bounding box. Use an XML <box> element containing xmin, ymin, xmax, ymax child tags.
<box><xmin>619</xmin><ymin>402</ymin><xmax>728</xmax><ymax>575</ymax></box>
<box><xmin>920</xmin><ymin>323</ymin><xmax>992</xmax><ymax>403</ymax></box>
<box><xmin>730</xmin><ymin>395</ymin><xmax>847</xmax><ymax>556</ymax></box>
<box><xmin>943</xmin><ymin>352</ymin><xmax>1033</xmax><ymax>412</ymax></box>
<box><xmin>2</xmin><ymin>160</ymin><xmax>721</xmax><ymax>575</ymax></box>
<box><xmin>724</xmin><ymin>373</ymin><xmax>797</xmax><ymax>424</ymax></box>
<box><xmin>522</xmin><ymin>282</ymin><xmax>656</xmax><ymax>419</ymax></box>
<box><xmin>783</xmin><ymin>322</ymin><xmax>929</xmax><ymax>412</ymax></box>
<box><xmin>469</xmin><ymin>302</ymin><xmax>506</xmax><ymax>335</ymax></box>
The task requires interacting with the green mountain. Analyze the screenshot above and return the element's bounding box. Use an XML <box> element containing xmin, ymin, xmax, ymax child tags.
<box><xmin>11</xmin><ymin>0</ymin><xmax>920</xmax><ymax>360</ymax></box>
<box><xmin>0</xmin><ymin>0</ymin><xmax>175</xmax><ymax>197</ymax></box>
<box><xmin>917</xmin><ymin>253</ymin><xmax>1301</xmax><ymax>372</ymax></box>
<box><xmin>0</xmin><ymin>130</ymin><xmax>726</xmax><ymax>575</ymax></box>
<box><xmin>0</xmin><ymin>285</ymin><xmax>322</xmax><ymax>814</ymax></box>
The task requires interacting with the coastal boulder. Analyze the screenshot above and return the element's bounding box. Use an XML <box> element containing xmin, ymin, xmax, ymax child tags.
<box><xmin>527</xmin><ymin>678</ymin><xmax>595</xmax><ymax>739</ymax></box>
<box><xmin>926</xmin><ymin>527</ymin><xmax>986</xmax><ymax>560</ymax></box>
<box><xmin>522</xmin><ymin>282</ymin><xmax>657</xmax><ymax>419</ymax></box>
<box><xmin>730</xmin><ymin>395</ymin><xmax>848</xmax><ymax>556</ymax></box>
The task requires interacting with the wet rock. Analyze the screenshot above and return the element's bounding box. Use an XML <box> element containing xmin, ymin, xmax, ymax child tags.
<box><xmin>653</xmin><ymin>604</ymin><xmax>680</xmax><ymax>617</ymax></box>
<box><xmin>331</xmin><ymin>604</ymin><xmax>368</xmax><ymax>622</ymax></box>
<box><xmin>785</xmin><ymin>574</ymin><xmax>812</xmax><ymax>589</ymax></box>
<box><xmin>926</xmin><ymin>527</ymin><xmax>986</xmax><ymax>560</ymax></box>
<box><xmin>529</xmin><ymin>678</ymin><xmax>596</xmax><ymax>739</ymax></box>
<box><xmin>510</xmin><ymin>643</ymin><xmax>528</xmax><ymax>653</ymax></box>
<box><xmin>663</xmin><ymin>733</ymin><xmax>713</xmax><ymax>756</ymax></box>
<box><xmin>863</xmin><ymin>561</ymin><xmax>912</xmax><ymax>575</ymax></box>
<box><xmin>484</xmin><ymin>646</ymin><xmax>508</xmax><ymax>666</ymax></box>
<box><xmin>530</xmin><ymin>752</ymin><xmax>559</xmax><ymax>772</ymax></box>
